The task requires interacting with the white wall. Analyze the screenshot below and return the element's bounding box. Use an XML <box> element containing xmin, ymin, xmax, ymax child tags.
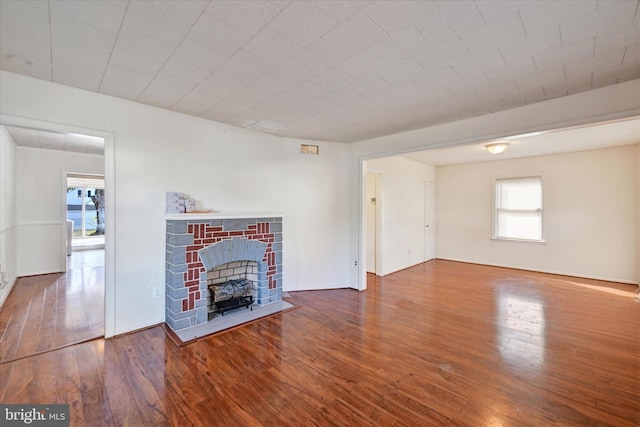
<box><xmin>0</xmin><ymin>71</ymin><xmax>352</xmax><ymax>336</ymax></box>
<box><xmin>436</xmin><ymin>145</ymin><xmax>638</xmax><ymax>283</ymax></box>
<box><xmin>365</xmin><ymin>157</ymin><xmax>436</xmax><ymax>276</ymax></box>
<box><xmin>0</xmin><ymin>126</ymin><xmax>18</xmax><ymax>308</ymax></box>
<box><xmin>16</xmin><ymin>147</ymin><xmax>104</xmax><ymax>275</ymax></box>
<box><xmin>2</xmin><ymin>69</ymin><xmax>638</xmax><ymax>333</ymax></box>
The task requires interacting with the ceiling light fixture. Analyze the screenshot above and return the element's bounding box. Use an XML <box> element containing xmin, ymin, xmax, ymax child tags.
<box><xmin>485</xmin><ymin>142</ymin><xmax>510</xmax><ymax>154</ymax></box>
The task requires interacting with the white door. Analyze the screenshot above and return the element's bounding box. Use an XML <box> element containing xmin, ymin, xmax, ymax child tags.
<box><xmin>424</xmin><ymin>181</ymin><xmax>436</xmax><ymax>261</ymax></box>
<box><xmin>366</xmin><ymin>173</ymin><xmax>378</xmax><ymax>274</ymax></box>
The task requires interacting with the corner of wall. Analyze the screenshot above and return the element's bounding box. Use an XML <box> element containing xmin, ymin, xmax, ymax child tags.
<box><xmin>637</xmin><ymin>142</ymin><xmax>640</xmax><ymax>286</ymax></box>
<box><xmin>0</xmin><ymin>274</ymin><xmax>16</xmax><ymax>310</ymax></box>
<box><xmin>0</xmin><ymin>125</ymin><xmax>18</xmax><ymax>308</ymax></box>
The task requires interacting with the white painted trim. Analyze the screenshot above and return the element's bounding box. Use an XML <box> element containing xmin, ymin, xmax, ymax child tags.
<box><xmin>17</xmin><ymin>221</ymin><xmax>64</xmax><ymax>227</ymax></box>
<box><xmin>0</xmin><ymin>223</ymin><xmax>17</xmax><ymax>233</ymax></box>
<box><xmin>492</xmin><ymin>175</ymin><xmax>545</xmax><ymax>242</ymax></box>
<box><xmin>62</xmin><ymin>170</ymin><xmax>106</xmax><ymax>272</ymax></box>
<box><xmin>358</xmin><ymin>160</ymin><xmax>366</xmax><ymax>291</ymax></box>
<box><xmin>0</xmin><ymin>114</ymin><xmax>113</xmax><ymax>140</ymax></box>
<box><xmin>165</xmin><ymin>212</ymin><xmax>283</xmax><ymax>220</ymax></box>
<box><xmin>17</xmin><ymin>145</ymin><xmax>104</xmax><ymax>157</ymax></box>
<box><xmin>361</xmin><ymin>111</ymin><xmax>640</xmax><ymax>161</ymax></box>
<box><xmin>437</xmin><ymin>257</ymin><xmax>638</xmax><ymax>285</ymax></box>
<box><xmin>0</xmin><ymin>277</ymin><xmax>17</xmax><ymax>311</ymax></box>
<box><xmin>363</xmin><ymin>170</ymin><xmax>383</xmax><ymax>277</ymax></box>
<box><xmin>103</xmin><ymin>132</ymin><xmax>115</xmax><ymax>338</ymax></box>
<box><xmin>375</xmin><ymin>260</ymin><xmax>435</xmax><ymax>277</ymax></box>
<box><xmin>0</xmin><ymin>113</ymin><xmax>116</xmax><ymax>338</ymax></box>
<box><xmin>374</xmin><ymin>172</ymin><xmax>383</xmax><ymax>276</ymax></box>
<box><xmin>61</xmin><ymin>171</ymin><xmax>67</xmax><ymax>273</ymax></box>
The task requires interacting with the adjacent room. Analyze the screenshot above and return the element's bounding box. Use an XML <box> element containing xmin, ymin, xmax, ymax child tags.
<box><xmin>364</xmin><ymin>119</ymin><xmax>638</xmax><ymax>284</ymax></box>
<box><xmin>0</xmin><ymin>1</ymin><xmax>638</xmax><ymax>425</ymax></box>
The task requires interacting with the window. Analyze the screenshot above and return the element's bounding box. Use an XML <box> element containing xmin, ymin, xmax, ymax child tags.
<box><xmin>494</xmin><ymin>176</ymin><xmax>543</xmax><ymax>242</ymax></box>
<box><xmin>66</xmin><ymin>175</ymin><xmax>105</xmax><ymax>240</ymax></box>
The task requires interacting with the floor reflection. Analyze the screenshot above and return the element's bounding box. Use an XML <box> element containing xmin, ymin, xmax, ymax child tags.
<box><xmin>0</xmin><ymin>249</ymin><xmax>104</xmax><ymax>363</ymax></box>
<box><xmin>497</xmin><ymin>290</ymin><xmax>546</xmax><ymax>370</ymax></box>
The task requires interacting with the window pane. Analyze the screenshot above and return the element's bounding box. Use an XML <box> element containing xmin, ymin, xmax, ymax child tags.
<box><xmin>497</xmin><ymin>178</ymin><xmax>542</xmax><ymax>210</ymax></box>
<box><xmin>66</xmin><ymin>187</ymin><xmax>82</xmax><ymax>237</ymax></box>
<box><xmin>495</xmin><ymin>176</ymin><xmax>543</xmax><ymax>241</ymax></box>
<box><xmin>497</xmin><ymin>211</ymin><xmax>541</xmax><ymax>240</ymax></box>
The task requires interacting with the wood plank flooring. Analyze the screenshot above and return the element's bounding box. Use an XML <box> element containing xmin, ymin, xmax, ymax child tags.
<box><xmin>0</xmin><ymin>260</ymin><xmax>638</xmax><ymax>426</ymax></box>
<box><xmin>0</xmin><ymin>250</ymin><xmax>104</xmax><ymax>363</ymax></box>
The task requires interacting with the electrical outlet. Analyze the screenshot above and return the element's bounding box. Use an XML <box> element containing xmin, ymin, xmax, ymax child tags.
<box><xmin>354</xmin><ymin>260</ymin><xmax>358</xmax><ymax>266</ymax></box>
<box><xmin>152</xmin><ymin>287</ymin><xmax>161</xmax><ymax>299</ymax></box>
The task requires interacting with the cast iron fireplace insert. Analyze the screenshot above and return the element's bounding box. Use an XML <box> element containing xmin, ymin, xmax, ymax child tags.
<box><xmin>208</xmin><ymin>278</ymin><xmax>255</xmax><ymax>316</ymax></box>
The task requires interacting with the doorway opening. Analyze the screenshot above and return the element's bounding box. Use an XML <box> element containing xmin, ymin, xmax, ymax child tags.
<box><xmin>424</xmin><ymin>181</ymin><xmax>436</xmax><ymax>262</ymax></box>
<box><xmin>66</xmin><ymin>173</ymin><xmax>105</xmax><ymax>251</ymax></box>
<box><xmin>365</xmin><ymin>171</ymin><xmax>382</xmax><ymax>276</ymax></box>
<box><xmin>360</xmin><ymin>157</ymin><xmax>437</xmax><ymax>291</ymax></box>
<box><xmin>0</xmin><ymin>116</ymin><xmax>115</xmax><ymax>337</ymax></box>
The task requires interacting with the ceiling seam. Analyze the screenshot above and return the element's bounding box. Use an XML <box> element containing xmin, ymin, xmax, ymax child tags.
<box><xmin>97</xmin><ymin>0</ymin><xmax>131</xmax><ymax>93</ymax></box>
<box><xmin>360</xmin><ymin>2</ymin><xmax>391</xmax><ymax>38</ymax></box>
<box><xmin>517</xmin><ymin>11</ymin><xmax>528</xmax><ymax>38</ymax></box>
<box><xmin>134</xmin><ymin>0</ymin><xmax>213</xmax><ymax>103</ymax></box>
<box><xmin>167</xmin><ymin>1</ymin><xmax>296</xmax><ymax>113</ymax></box>
<box><xmin>47</xmin><ymin>0</ymin><xmax>53</xmax><ymax>81</ymax></box>
<box><xmin>195</xmin><ymin>0</ymin><xmax>349</xmax><ymax>125</ymax></box>
<box><xmin>472</xmin><ymin>0</ymin><xmax>487</xmax><ymax>26</ymax></box>
<box><xmin>620</xmin><ymin>46</ymin><xmax>628</xmax><ymax>67</ymax></box>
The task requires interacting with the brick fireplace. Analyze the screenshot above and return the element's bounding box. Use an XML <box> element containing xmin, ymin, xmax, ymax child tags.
<box><xmin>165</xmin><ymin>215</ymin><xmax>283</xmax><ymax>331</ymax></box>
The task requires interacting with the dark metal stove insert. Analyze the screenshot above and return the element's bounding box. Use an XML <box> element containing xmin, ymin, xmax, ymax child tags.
<box><xmin>208</xmin><ymin>278</ymin><xmax>254</xmax><ymax>316</ymax></box>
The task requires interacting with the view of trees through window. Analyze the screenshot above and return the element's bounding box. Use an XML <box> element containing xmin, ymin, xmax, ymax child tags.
<box><xmin>66</xmin><ymin>175</ymin><xmax>105</xmax><ymax>239</ymax></box>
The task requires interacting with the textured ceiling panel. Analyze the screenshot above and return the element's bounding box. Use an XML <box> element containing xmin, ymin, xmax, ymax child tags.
<box><xmin>0</xmin><ymin>0</ymin><xmax>638</xmax><ymax>143</ymax></box>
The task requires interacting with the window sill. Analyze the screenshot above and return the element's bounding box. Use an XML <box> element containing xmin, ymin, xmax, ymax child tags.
<box><xmin>491</xmin><ymin>237</ymin><xmax>546</xmax><ymax>245</ymax></box>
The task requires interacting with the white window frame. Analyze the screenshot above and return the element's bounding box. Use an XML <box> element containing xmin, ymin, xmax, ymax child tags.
<box><xmin>492</xmin><ymin>176</ymin><xmax>545</xmax><ymax>243</ymax></box>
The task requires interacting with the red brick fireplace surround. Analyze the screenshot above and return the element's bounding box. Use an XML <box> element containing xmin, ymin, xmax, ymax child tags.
<box><xmin>165</xmin><ymin>215</ymin><xmax>283</xmax><ymax>331</ymax></box>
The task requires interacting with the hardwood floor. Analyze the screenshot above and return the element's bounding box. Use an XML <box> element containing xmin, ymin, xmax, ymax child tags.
<box><xmin>0</xmin><ymin>250</ymin><xmax>104</xmax><ymax>363</ymax></box>
<box><xmin>1</xmin><ymin>260</ymin><xmax>638</xmax><ymax>426</ymax></box>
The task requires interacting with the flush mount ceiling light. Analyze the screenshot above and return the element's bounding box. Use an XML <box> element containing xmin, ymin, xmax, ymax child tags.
<box><xmin>5</xmin><ymin>54</ymin><xmax>32</xmax><ymax>65</ymax></box>
<box><xmin>485</xmin><ymin>142</ymin><xmax>510</xmax><ymax>154</ymax></box>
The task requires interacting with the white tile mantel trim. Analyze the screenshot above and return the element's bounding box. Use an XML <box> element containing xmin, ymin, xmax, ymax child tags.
<box><xmin>164</xmin><ymin>212</ymin><xmax>283</xmax><ymax>221</ymax></box>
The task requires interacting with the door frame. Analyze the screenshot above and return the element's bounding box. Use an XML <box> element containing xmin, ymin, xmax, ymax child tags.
<box><xmin>1</xmin><ymin>113</ymin><xmax>116</xmax><ymax>338</ymax></box>
<box><xmin>63</xmin><ymin>172</ymin><xmax>106</xmax><ymax>268</ymax></box>
<box><xmin>424</xmin><ymin>180</ymin><xmax>436</xmax><ymax>262</ymax></box>
<box><xmin>365</xmin><ymin>170</ymin><xmax>383</xmax><ymax>276</ymax></box>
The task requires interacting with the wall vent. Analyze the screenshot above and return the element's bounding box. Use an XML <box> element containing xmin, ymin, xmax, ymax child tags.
<box><xmin>300</xmin><ymin>144</ymin><xmax>319</xmax><ymax>155</ymax></box>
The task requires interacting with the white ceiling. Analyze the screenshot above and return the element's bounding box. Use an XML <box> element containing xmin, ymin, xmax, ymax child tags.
<box><xmin>3</xmin><ymin>125</ymin><xmax>105</xmax><ymax>155</ymax></box>
<box><xmin>1</xmin><ymin>0</ymin><xmax>638</xmax><ymax>144</ymax></box>
<box><xmin>400</xmin><ymin>116</ymin><xmax>640</xmax><ymax>166</ymax></box>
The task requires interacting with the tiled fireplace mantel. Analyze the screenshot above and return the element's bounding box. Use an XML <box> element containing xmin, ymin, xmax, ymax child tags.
<box><xmin>165</xmin><ymin>213</ymin><xmax>283</xmax><ymax>332</ymax></box>
<box><xmin>165</xmin><ymin>211</ymin><xmax>283</xmax><ymax>221</ymax></box>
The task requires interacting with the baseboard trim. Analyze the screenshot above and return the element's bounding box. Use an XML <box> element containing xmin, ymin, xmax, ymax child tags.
<box><xmin>436</xmin><ymin>257</ymin><xmax>637</xmax><ymax>285</ymax></box>
<box><xmin>111</xmin><ymin>322</ymin><xmax>162</xmax><ymax>339</ymax></box>
<box><xmin>0</xmin><ymin>335</ymin><xmax>101</xmax><ymax>365</ymax></box>
<box><xmin>378</xmin><ymin>259</ymin><xmax>437</xmax><ymax>277</ymax></box>
<box><xmin>0</xmin><ymin>277</ymin><xmax>18</xmax><ymax>311</ymax></box>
